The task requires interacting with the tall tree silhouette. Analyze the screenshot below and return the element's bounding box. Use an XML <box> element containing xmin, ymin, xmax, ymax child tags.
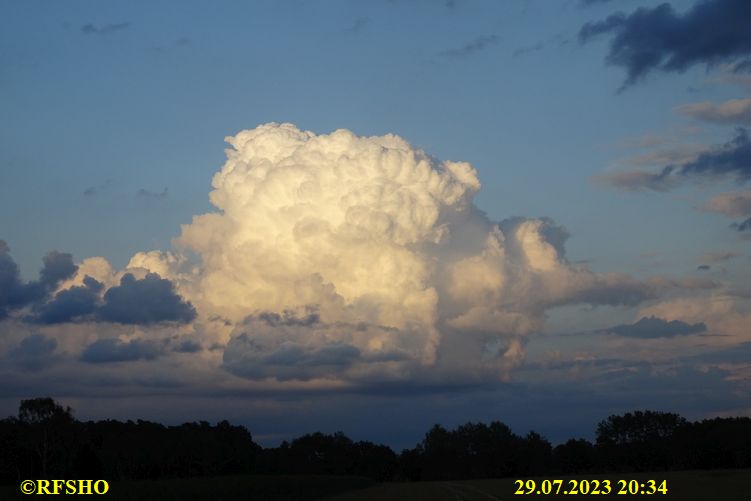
<box><xmin>596</xmin><ymin>410</ymin><xmax>687</xmax><ymax>471</ymax></box>
<box><xmin>17</xmin><ymin>397</ymin><xmax>75</xmax><ymax>477</ymax></box>
<box><xmin>553</xmin><ymin>438</ymin><xmax>596</xmax><ymax>473</ymax></box>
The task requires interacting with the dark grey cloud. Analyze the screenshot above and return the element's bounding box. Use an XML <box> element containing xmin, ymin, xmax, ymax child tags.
<box><xmin>607</xmin><ymin>316</ymin><xmax>707</xmax><ymax>338</ymax></box>
<box><xmin>579</xmin><ymin>0</ymin><xmax>613</xmax><ymax>7</ymax></box>
<box><xmin>731</xmin><ymin>217</ymin><xmax>751</xmax><ymax>231</ymax></box>
<box><xmin>224</xmin><ymin>335</ymin><xmax>361</xmax><ymax>381</ymax></box>
<box><xmin>579</xmin><ymin>0</ymin><xmax>751</xmax><ymax>89</ymax></box>
<box><xmin>580</xmin><ymin>0</ymin><xmax>616</xmax><ymax>6</ymax></box>
<box><xmin>39</xmin><ymin>251</ymin><xmax>77</xmax><ymax>289</ymax></box>
<box><xmin>81</xmin><ymin>23</ymin><xmax>130</xmax><ymax>35</ymax></box>
<box><xmin>174</xmin><ymin>340</ymin><xmax>202</xmax><ymax>353</ymax></box>
<box><xmin>579</xmin><ymin>12</ymin><xmax>627</xmax><ymax>41</ymax></box>
<box><xmin>674</xmin><ymin>128</ymin><xmax>751</xmax><ymax>180</ymax></box>
<box><xmin>264</xmin><ymin>343</ymin><xmax>360</xmax><ymax>367</ymax></box>
<box><xmin>0</xmin><ymin>243</ymin><xmax>77</xmax><ymax>319</ymax></box>
<box><xmin>9</xmin><ymin>334</ymin><xmax>57</xmax><ymax>370</ymax></box>
<box><xmin>98</xmin><ymin>273</ymin><xmax>196</xmax><ymax>325</ymax></box>
<box><xmin>80</xmin><ymin>338</ymin><xmax>162</xmax><ymax>363</ymax></box>
<box><xmin>562</xmin><ymin>279</ymin><xmax>655</xmax><ymax>308</ymax></box>
<box><xmin>251</xmin><ymin>307</ymin><xmax>320</xmax><ymax>327</ymax></box>
<box><xmin>440</xmin><ymin>35</ymin><xmax>498</xmax><ymax>58</ymax></box>
<box><xmin>82</xmin><ymin>179</ymin><xmax>114</xmax><ymax>198</ymax></box>
<box><xmin>26</xmin><ymin>271</ymin><xmax>194</xmax><ymax>326</ymax></box>
<box><xmin>32</xmin><ymin>276</ymin><xmax>103</xmax><ymax>324</ymax></box>
<box><xmin>604</xmin><ymin>128</ymin><xmax>751</xmax><ymax>191</ymax></box>
<box><xmin>0</xmin><ymin>244</ymin><xmax>31</xmax><ymax>319</ymax></box>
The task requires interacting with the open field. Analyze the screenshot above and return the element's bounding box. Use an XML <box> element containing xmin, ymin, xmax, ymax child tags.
<box><xmin>0</xmin><ymin>470</ymin><xmax>748</xmax><ymax>500</ymax></box>
<box><xmin>326</xmin><ymin>470</ymin><xmax>751</xmax><ymax>501</ymax></box>
<box><xmin>0</xmin><ymin>475</ymin><xmax>373</xmax><ymax>500</ymax></box>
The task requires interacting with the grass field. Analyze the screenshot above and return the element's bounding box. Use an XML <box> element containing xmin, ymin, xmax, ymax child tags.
<box><xmin>0</xmin><ymin>470</ymin><xmax>748</xmax><ymax>500</ymax></box>
<box><xmin>327</xmin><ymin>470</ymin><xmax>751</xmax><ymax>500</ymax></box>
<box><xmin>0</xmin><ymin>474</ymin><xmax>373</xmax><ymax>500</ymax></box>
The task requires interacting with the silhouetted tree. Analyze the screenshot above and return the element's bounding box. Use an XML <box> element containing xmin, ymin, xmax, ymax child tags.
<box><xmin>3</xmin><ymin>400</ymin><xmax>751</xmax><ymax>486</ymax></box>
<box><xmin>596</xmin><ymin>410</ymin><xmax>687</xmax><ymax>471</ymax></box>
<box><xmin>398</xmin><ymin>446</ymin><xmax>424</xmax><ymax>481</ymax></box>
<box><xmin>351</xmin><ymin>441</ymin><xmax>398</xmax><ymax>481</ymax></box>
<box><xmin>17</xmin><ymin>397</ymin><xmax>76</xmax><ymax>477</ymax></box>
<box><xmin>517</xmin><ymin>431</ymin><xmax>553</xmax><ymax>476</ymax></box>
<box><xmin>553</xmin><ymin>439</ymin><xmax>596</xmax><ymax>474</ymax></box>
<box><xmin>420</xmin><ymin>424</ymin><xmax>456</xmax><ymax>480</ymax></box>
<box><xmin>673</xmin><ymin>417</ymin><xmax>751</xmax><ymax>470</ymax></box>
<box><xmin>0</xmin><ymin>416</ymin><xmax>22</xmax><ymax>483</ymax></box>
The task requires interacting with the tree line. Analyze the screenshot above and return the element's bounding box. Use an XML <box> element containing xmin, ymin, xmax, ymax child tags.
<box><xmin>1</xmin><ymin>398</ymin><xmax>750</xmax><ymax>484</ymax></box>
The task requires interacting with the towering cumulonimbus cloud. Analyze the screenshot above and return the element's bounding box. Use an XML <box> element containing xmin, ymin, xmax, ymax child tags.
<box><xmin>119</xmin><ymin>122</ymin><xmax>651</xmax><ymax>382</ymax></box>
<box><xmin>0</xmin><ymin>123</ymin><xmax>655</xmax><ymax>383</ymax></box>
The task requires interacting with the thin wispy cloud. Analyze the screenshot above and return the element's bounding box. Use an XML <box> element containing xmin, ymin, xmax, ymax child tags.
<box><xmin>153</xmin><ymin>37</ymin><xmax>191</xmax><ymax>53</ymax></box>
<box><xmin>440</xmin><ymin>35</ymin><xmax>498</xmax><ymax>58</ymax></box>
<box><xmin>703</xmin><ymin>190</ymin><xmax>751</xmax><ymax>217</ymax></box>
<box><xmin>512</xmin><ymin>43</ymin><xmax>543</xmax><ymax>58</ymax></box>
<box><xmin>701</xmin><ymin>250</ymin><xmax>741</xmax><ymax>263</ymax></box>
<box><xmin>345</xmin><ymin>17</ymin><xmax>371</xmax><ymax>34</ymax></box>
<box><xmin>599</xmin><ymin>128</ymin><xmax>751</xmax><ymax>191</ymax></box>
<box><xmin>81</xmin><ymin>22</ymin><xmax>131</xmax><ymax>35</ymax></box>
<box><xmin>731</xmin><ymin>218</ymin><xmax>751</xmax><ymax>231</ymax></box>
<box><xmin>137</xmin><ymin>187</ymin><xmax>168</xmax><ymax>199</ymax></box>
<box><xmin>677</xmin><ymin>98</ymin><xmax>751</xmax><ymax>126</ymax></box>
<box><xmin>579</xmin><ymin>0</ymin><xmax>616</xmax><ymax>6</ymax></box>
<box><xmin>82</xmin><ymin>179</ymin><xmax>114</xmax><ymax>197</ymax></box>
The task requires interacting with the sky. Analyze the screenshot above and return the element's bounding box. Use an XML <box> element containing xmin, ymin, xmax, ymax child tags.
<box><xmin>1</xmin><ymin>0</ymin><xmax>751</xmax><ymax>450</ymax></box>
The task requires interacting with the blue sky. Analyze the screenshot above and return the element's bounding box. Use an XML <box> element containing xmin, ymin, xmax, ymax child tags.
<box><xmin>2</xmin><ymin>0</ymin><xmax>750</xmax><ymax>448</ymax></box>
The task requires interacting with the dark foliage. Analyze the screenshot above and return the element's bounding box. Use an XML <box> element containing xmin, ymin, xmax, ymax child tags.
<box><xmin>2</xmin><ymin>399</ymin><xmax>751</xmax><ymax>485</ymax></box>
<box><xmin>0</xmin><ymin>399</ymin><xmax>259</xmax><ymax>484</ymax></box>
<box><xmin>553</xmin><ymin>438</ymin><xmax>596</xmax><ymax>474</ymax></box>
<box><xmin>259</xmin><ymin>432</ymin><xmax>397</xmax><ymax>481</ymax></box>
<box><xmin>595</xmin><ymin>410</ymin><xmax>687</xmax><ymax>471</ymax></box>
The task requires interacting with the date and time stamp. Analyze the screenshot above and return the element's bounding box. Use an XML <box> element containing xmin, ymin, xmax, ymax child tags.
<box><xmin>514</xmin><ymin>479</ymin><xmax>669</xmax><ymax>496</ymax></box>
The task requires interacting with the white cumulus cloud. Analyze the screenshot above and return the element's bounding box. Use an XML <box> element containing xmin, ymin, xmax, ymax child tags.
<box><xmin>16</xmin><ymin>123</ymin><xmax>655</xmax><ymax>385</ymax></box>
<box><xmin>145</xmin><ymin>123</ymin><xmax>648</xmax><ymax>383</ymax></box>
